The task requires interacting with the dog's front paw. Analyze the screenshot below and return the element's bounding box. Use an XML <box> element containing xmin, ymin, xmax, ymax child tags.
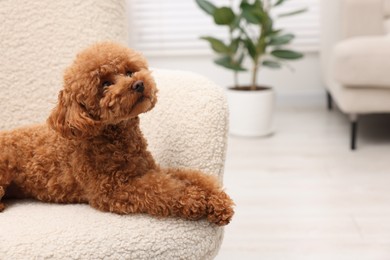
<box><xmin>207</xmin><ymin>191</ymin><xmax>234</xmax><ymax>226</ymax></box>
<box><xmin>177</xmin><ymin>187</ymin><xmax>208</xmax><ymax>220</ymax></box>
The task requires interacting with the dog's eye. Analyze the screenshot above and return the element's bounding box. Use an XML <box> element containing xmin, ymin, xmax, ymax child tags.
<box><xmin>126</xmin><ymin>71</ymin><xmax>133</xmax><ymax>77</ymax></box>
<box><xmin>102</xmin><ymin>81</ymin><xmax>112</xmax><ymax>88</ymax></box>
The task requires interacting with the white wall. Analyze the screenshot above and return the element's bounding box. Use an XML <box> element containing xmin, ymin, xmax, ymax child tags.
<box><xmin>145</xmin><ymin>52</ymin><xmax>323</xmax><ymax>97</ymax></box>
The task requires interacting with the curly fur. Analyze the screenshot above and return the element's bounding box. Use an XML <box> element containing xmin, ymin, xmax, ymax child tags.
<box><xmin>0</xmin><ymin>42</ymin><xmax>234</xmax><ymax>226</ymax></box>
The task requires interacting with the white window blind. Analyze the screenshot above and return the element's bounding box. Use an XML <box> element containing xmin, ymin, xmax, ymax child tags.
<box><xmin>129</xmin><ymin>0</ymin><xmax>320</xmax><ymax>56</ymax></box>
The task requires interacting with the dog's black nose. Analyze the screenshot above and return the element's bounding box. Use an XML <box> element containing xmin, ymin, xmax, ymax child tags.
<box><xmin>132</xmin><ymin>80</ymin><xmax>144</xmax><ymax>93</ymax></box>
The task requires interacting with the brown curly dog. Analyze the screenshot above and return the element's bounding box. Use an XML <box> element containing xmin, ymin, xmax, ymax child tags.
<box><xmin>0</xmin><ymin>42</ymin><xmax>234</xmax><ymax>226</ymax></box>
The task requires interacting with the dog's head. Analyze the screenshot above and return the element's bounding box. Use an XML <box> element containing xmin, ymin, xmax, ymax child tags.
<box><xmin>48</xmin><ymin>42</ymin><xmax>157</xmax><ymax>139</ymax></box>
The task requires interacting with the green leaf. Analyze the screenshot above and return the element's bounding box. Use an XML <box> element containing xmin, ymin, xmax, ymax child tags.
<box><xmin>243</xmin><ymin>39</ymin><xmax>257</xmax><ymax>61</ymax></box>
<box><xmin>274</xmin><ymin>0</ymin><xmax>286</xmax><ymax>7</ymax></box>
<box><xmin>278</xmin><ymin>8</ymin><xmax>307</xmax><ymax>18</ymax></box>
<box><xmin>271</xmin><ymin>49</ymin><xmax>304</xmax><ymax>60</ymax></box>
<box><xmin>265</xmin><ymin>15</ymin><xmax>273</xmax><ymax>33</ymax></box>
<box><xmin>240</xmin><ymin>2</ymin><xmax>264</xmax><ymax>24</ymax></box>
<box><xmin>229</xmin><ymin>38</ymin><xmax>240</xmax><ymax>53</ymax></box>
<box><xmin>230</xmin><ymin>42</ymin><xmax>239</xmax><ymax>54</ymax></box>
<box><xmin>231</xmin><ymin>14</ymin><xmax>241</xmax><ymax>29</ymax></box>
<box><xmin>195</xmin><ymin>0</ymin><xmax>216</xmax><ymax>15</ymax></box>
<box><xmin>214</xmin><ymin>56</ymin><xmax>247</xmax><ymax>71</ymax></box>
<box><xmin>237</xmin><ymin>52</ymin><xmax>245</xmax><ymax>65</ymax></box>
<box><xmin>201</xmin><ymin>37</ymin><xmax>230</xmax><ymax>54</ymax></box>
<box><xmin>262</xmin><ymin>60</ymin><xmax>282</xmax><ymax>69</ymax></box>
<box><xmin>213</xmin><ymin>7</ymin><xmax>235</xmax><ymax>25</ymax></box>
<box><xmin>254</xmin><ymin>0</ymin><xmax>263</xmax><ymax>9</ymax></box>
<box><xmin>268</xmin><ymin>34</ymin><xmax>294</xmax><ymax>45</ymax></box>
<box><xmin>242</xmin><ymin>10</ymin><xmax>260</xmax><ymax>24</ymax></box>
<box><xmin>269</xmin><ymin>29</ymin><xmax>283</xmax><ymax>36</ymax></box>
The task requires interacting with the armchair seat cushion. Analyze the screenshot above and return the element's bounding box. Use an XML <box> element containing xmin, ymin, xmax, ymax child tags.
<box><xmin>332</xmin><ymin>37</ymin><xmax>390</xmax><ymax>88</ymax></box>
<box><xmin>0</xmin><ymin>201</ymin><xmax>222</xmax><ymax>259</ymax></box>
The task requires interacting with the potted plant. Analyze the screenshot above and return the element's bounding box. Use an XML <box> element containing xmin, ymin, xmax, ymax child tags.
<box><xmin>196</xmin><ymin>0</ymin><xmax>305</xmax><ymax>137</ymax></box>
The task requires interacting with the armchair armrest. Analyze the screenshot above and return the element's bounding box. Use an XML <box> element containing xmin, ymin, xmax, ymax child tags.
<box><xmin>140</xmin><ymin>69</ymin><xmax>229</xmax><ymax>182</ymax></box>
<box><xmin>341</xmin><ymin>0</ymin><xmax>385</xmax><ymax>38</ymax></box>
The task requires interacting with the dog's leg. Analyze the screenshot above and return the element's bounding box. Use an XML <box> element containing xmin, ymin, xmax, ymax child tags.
<box><xmin>88</xmin><ymin>169</ymin><xmax>234</xmax><ymax>225</ymax></box>
<box><xmin>0</xmin><ymin>187</ymin><xmax>4</xmax><ymax>211</ymax></box>
<box><xmin>0</xmin><ymin>172</ymin><xmax>11</xmax><ymax>212</ymax></box>
<box><xmin>166</xmin><ymin>168</ymin><xmax>235</xmax><ymax>226</ymax></box>
<box><xmin>0</xmin><ymin>168</ymin><xmax>14</xmax><ymax>212</ymax></box>
<box><xmin>88</xmin><ymin>169</ymin><xmax>189</xmax><ymax>218</ymax></box>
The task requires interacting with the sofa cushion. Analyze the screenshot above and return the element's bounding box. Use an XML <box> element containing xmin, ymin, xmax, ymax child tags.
<box><xmin>332</xmin><ymin>36</ymin><xmax>390</xmax><ymax>88</ymax></box>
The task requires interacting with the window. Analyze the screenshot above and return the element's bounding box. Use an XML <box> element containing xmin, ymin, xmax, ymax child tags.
<box><xmin>129</xmin><ymin>0</ymin><xmax>320</xmax><ymax>56</ymax></box>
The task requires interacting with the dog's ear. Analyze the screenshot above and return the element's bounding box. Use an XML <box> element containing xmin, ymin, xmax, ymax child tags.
<box><xmin>47</xmin><ymin>90</ymin><xmax>99</xmax><ymax>139</ymax></box>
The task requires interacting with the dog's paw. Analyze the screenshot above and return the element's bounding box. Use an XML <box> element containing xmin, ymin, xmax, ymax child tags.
<box><xmin>177</xmin><ymin>187</ymin><xmax>208</xmax><ymax>220</ymax></box>
<box><xmin>207</xmin><ymin>191</ymin><xmax>234</xmax><ymax>226</ymax></box>
<box><xmin>0</xmin><ymin>203</ymin><xmax>5</xmax><ymax>212</ymax></box>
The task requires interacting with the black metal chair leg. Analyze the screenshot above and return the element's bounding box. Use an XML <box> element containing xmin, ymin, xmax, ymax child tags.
<box><xmin>350</xmin><ymin>114</ymin><xmax>358</xmax><ymax>150</ymax></box>
<box><xmin>327</xmin><ymin>91</ymin><xmax>333</xmax><ymax>110</ymax></box>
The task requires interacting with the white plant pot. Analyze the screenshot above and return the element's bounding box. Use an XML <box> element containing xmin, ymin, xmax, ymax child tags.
<box><xmin>226</xmin><ymin>87</ymin><xmax>275</xmax><ymax>137</ymax></box>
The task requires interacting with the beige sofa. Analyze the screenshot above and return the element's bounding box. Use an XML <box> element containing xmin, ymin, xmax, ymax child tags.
<box><xmin>321</xmin><ymin>0</ymin><xmax>390</xmax><ymax>150</ymax></box>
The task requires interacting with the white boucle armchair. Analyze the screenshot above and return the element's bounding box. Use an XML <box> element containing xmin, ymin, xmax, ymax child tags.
<box><xmin>0</xmin><ymin>0</ymin><xmax>228</xmax><ymax>259</ymax></box>
<box><xmin>321</xmin><ymin>0</ymin><xmax>390</xmax><ymax>150</ymax></box>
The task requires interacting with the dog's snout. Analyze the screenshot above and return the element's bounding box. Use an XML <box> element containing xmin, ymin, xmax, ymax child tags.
<box><xmin>131</xmin><ymin>80</ymin><xmax>144</xmax><ymax>93</ymax></box>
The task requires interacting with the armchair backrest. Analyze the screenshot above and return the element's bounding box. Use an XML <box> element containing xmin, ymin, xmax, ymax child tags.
<box><xmin>340</xmin><ymin>0</ymin><xmax>385</xmax><ymax>38</ymax></box>
<box><xmin>0</xmin><ymin>0</ymin><xmax>127</xmax><ymax>130</ymax></box>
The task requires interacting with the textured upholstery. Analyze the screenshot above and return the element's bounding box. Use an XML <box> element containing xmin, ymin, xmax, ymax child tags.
<box><xmin>141</xmin><ymin>70</ymin><xmax>229</xmax><ymax>182</ymax></box>
<box><xmin>0</xmin><ymin>0</ymin><xmax>228</xmax><ymax>259</ymax></box>
<box><xmin>0</xmin><ymin>0</ymin><xmax>127</xmax><ymax>129</ymax></box>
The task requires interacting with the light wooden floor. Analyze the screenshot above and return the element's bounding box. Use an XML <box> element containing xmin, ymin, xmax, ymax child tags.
<box><xmin>216</xmin><ymin>94</ymin><xmax>390</xmax><ymax>260</ymax></box>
